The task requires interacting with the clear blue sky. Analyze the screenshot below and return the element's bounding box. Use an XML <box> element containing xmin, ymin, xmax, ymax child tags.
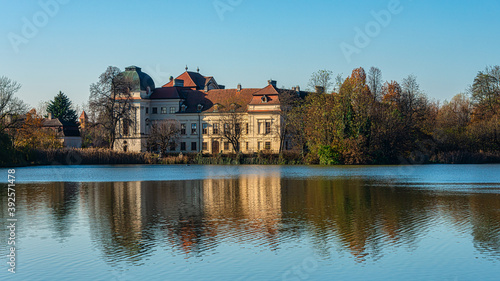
<box><xmin>1</xmin><ymin>0</ymin><xmax>499</xmax><ymax>109</ymax></box>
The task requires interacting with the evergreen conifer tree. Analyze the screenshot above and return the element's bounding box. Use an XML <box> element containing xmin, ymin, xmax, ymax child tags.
<box><xmin>47</xmin><ymin>91</ymin><xmax>78</xmax><ymax>124</ymax></box>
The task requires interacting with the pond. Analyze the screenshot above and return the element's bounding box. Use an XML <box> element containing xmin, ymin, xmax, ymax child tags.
<box><xmin>1</xmin><ymin>165</ymin><xmax>500</xmax><ymax>280</ymax></box>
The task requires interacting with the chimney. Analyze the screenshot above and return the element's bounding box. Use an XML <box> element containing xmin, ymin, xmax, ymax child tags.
<box><xmin>268</xmin><ymin>80</ymin><xmax>277</xmax><ymax>87</ymax></box>
<box><xmin>173</xmin><ymin>79</ymin><xmax>184</xmax><ymax>87</ymax></box>
<box><xmin>315</xmin><ymin>86</ymin><xmax>325</xmax><ymax>94</ymax></box>
<box><xmin>237</xmin><ymin>84</ymin><xmax>242</xmax><ymax>91</ymax></box>
<box><xmin>296</xmin><ymin>85</ymin><xmax>300</xmax><ymax>92</ymax></box>
<box><xmin>48</xmin><ymin>112</ymin><xmax>53</xmax><ymax>119</ymax></box>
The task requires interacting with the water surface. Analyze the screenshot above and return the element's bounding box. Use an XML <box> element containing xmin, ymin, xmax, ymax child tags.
<box><xmin>1</xmin><ymin>165</ymin><xmax>499</xmax><ymax>280</ymax></box>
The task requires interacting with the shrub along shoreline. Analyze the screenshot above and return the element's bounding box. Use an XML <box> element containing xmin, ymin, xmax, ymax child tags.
<box><xmin>1</xmin><ymin>148</ymin><xmax>500</xmax><ymax>168</ymax></box>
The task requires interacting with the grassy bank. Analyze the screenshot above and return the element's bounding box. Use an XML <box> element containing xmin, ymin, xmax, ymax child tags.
<box><xmin>2</xmin><ymin>149</ymin><xmax>306</xmax><ymax>166</ymax></box>
<box><xmin>1</xmin><ymin>148</ymin><xmax>500</xmax><ymax>167</ymax></box>
<box><xmin>8</xmin><ymin>148</ymin><xmax>156</xmax><ymax>166</ymax></box>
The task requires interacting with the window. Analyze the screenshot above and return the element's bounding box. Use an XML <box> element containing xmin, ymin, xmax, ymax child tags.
<box><xmin>146</xmin><ymin>107</ymin><xmax>149</xmax><ymax>114</ymax></box>
<box><xmin>170</xmin><ymin>107</ymin><xmax>176</xmax><ymax>114</ymax></box>
<box><xmin>224</xmin><ymin>142</ymin><xmax>230</xmax><ymax>151</ymax></box>
<box><xmin>181</xmin><ymin>123</ymin><xmax>186</xmax><ymax>135</ymax></box>
<box><xmin>123</xmin><ymin>119</ymin><xmax>130</xmax><ymax>136</ymax></box>
<box><xmin>235</xmin><ymin>123</ymin><xmax>240</xmax><ymax>135</ymax></box>
<box><xmin>180</xmin><ymin>142</ymin><xmax>186</xmax><ymax>151</ymax></box>
<box><xmin>161</xmin><ymin>107</ymin><xmax>167</xmax><ymax>114</ymax></box>
<box><xmin>258</xmin><ymin>142</ymin><xmax>261</xmax><ymax>151</ymax></box>
<box><xmin>265</xmin><ymin>142</ymin><xmax>271</xmax><ymax>150</ymax></box>
<box><xmin>245</xmin><ymin>123</ymin><xmax>249</xmax><ymax>134</ymax></box>
<box><xmin>265</xmin><ymin>121</ymin><xmax>271</xmax><ymax>134</ymax></box>
<box><xmin>191</xmin><ymin>142</ymin><xmax>197</xmax><ymax>151</ymax></box>
<box><xmin>246</xmin><ymin>142</ymin><xmax>249</xmax><ymax>151</ymax></box>
<box><xmin>169</xmin><ymin>141</ymin><xmax>176</xmax><ymax>151</ymax></box>
<box><xmin>202</xmin><ymin>123</ymin><xmax>208</xmax><ymax>134</ymax></box>
<box><xmin>191</xmin><ymin>123</ymin><xmax>197</xmax><ymax>134</ymax></box>
<box><xmin>213</xmin><ymin>123</ymin><xmax>219</xmax><ymax>135</ymax></box>
<box><xmin>224</xmin><ymin>123</ymin><xmax>230</xmax><ymax>134</ymax></box>
<box><xmin>202</xmin><ymin>142</ymin><xmax>208</xmax><ymax>151</ymax></box>
<box><xmin>152</xmin><ymin>107</ymin><xmax>158</xmax><ymax>114</ymax></box>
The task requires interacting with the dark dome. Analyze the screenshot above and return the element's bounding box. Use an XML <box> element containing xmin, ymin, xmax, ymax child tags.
<box><xmin>122</xmin><ymin>66</ymin><xmax>155</xmax><ymax>92</ymax></box>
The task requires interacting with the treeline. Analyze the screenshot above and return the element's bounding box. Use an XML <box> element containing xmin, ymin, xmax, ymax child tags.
<box><xmin>1</xmin><ymin>65</ymin><xmax>500</xmax><ymax>167</ymax></box>
<box><xmin>0</xmin><ymin>84</ymin><xmax>77</xmax><ymax>166</ymax></box>
<box><xmin>281</xmin><ymin>66</ymin><xmax>500</xmax><ymax>164</ymax></box>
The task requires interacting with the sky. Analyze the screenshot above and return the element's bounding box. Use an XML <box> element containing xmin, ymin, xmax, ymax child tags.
<box><xmin>1</xmin><ymin>0</ymin><xmax>500</xmax><ymax>110</ymax></box>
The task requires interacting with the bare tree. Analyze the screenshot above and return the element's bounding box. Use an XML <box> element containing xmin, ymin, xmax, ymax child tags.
<box><xmin>89</xmin><ymin>66</ymin><xmax>134</xmax><ymax>149</ymax></box>
<box><xmin>36</xmin><ymin>101</ymin><xmax>49</xmax><ymax>118</ymax></box>
<box><xmin>147</xmin><ymin>120</ymin><xmax>181</xmax><ymax>155</ymax></box>
<box><xmin>367</xmin><ymin>67</ymin><xmax>383</xmax><ymax>100</ymax></box>
<box><xmin>220</xmin><ymin>109</ymin><xmax>244</xmax><ymax>152</ymax></box>
<box><xmin>333</xmin><ymin>73</ymin><xmax>344</xmax><ymax>93</ymax></box>
<box><xmin>401</xmin><ymin>74</ymin><xmax>429</xmax><ymax>133</ymax></box>
<box><xmin>307</xmin><ymin>70</ymin><xmax>334</xmax><ymax>93</ymax></box>
<box><xmin>0</xmin><ymin>76</ymin><xmax>28</xmax><ymax>131</ymax></box>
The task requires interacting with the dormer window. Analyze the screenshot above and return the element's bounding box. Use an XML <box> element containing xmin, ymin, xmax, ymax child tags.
<box><xmin>213</xmin><ymin>103</ymin><xmax>222</xmax><ymax>112</ymax></box>
<box><xmin>261</xmin><ymin>95</ymin><xmax>268</xmax><ymax>103</ymax></box>
<box><xmin>230</xmin><ymin>103</ymin><xmax>240</xmax><ymax>112</ymax></box>
<box><xmin>181</xmin><ymin>104</ymin><xmax>187</xmax><ymax>112</ymax></box>
<box><xmin>197</xmin><ymin>104</ymin><xmax>204</xmax><ymax>112</ymax></box>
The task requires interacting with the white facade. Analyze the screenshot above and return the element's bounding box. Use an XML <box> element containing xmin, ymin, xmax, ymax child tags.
<box><xmin>113</xmin><ymin>67</ymin><xmax>288</xmax><ymax>154</ymax></box>
<box><xmin>114</xmin><ymin>92</ymin><xmax>282</xmax><ymax>154</ymax></box>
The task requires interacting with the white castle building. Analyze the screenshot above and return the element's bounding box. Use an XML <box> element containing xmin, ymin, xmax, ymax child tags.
<box><xmin>114</xmin><ymin>66</ymin><xmax>302</xmax><ymax>154</ymax></box>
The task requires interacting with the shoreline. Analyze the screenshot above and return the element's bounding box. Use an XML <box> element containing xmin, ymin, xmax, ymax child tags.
<box><xmin>2</xmin><ymin>148</ymin><xmax>500</xmax><ymax>168</ymax></box>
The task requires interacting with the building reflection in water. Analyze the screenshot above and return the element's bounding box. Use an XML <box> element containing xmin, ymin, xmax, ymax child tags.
<box><xmin>3</xmin><ymin>174</ymin><xmax>499</xmax><ymax>264</ymax></box>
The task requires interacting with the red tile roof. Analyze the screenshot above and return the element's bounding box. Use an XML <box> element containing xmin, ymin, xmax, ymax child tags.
<box><xmin>153</xmin><ymin>81</ymin><xmax>290</xmax><ymax>113</ymax></box>
<box><xmin>248</xmin><ymin>85</ymin><xmax>281</xmax><ymax>105</ymax></box>
<box><xmin>162</xmin><ymin>71</ymin><xmax>210</xmax><ymax>90</ymax></box>
<box><xmin>252</xmin><ymin>84</ymin><xmax>280</xmax><ymax>96</ymax></box>
<box><xmin>180</xmin><ymin>88</ymin><xmax>260</xmax><ymax>113</ymax></box>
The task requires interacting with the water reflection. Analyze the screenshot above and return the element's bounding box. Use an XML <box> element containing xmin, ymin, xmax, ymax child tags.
<box><xmin>2</xmin><ymin>175</ymin><xmax>500</xmax><ymax>266</ymax></box>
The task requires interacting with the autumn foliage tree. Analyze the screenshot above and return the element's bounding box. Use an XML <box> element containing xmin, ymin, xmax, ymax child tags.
<box><xmin>301</xmin><ymin>67</ymin><xmax>442</xmax><ymax>164</ymax></box>
<box><xmin>278</xmin><ymin>89</ymin><xmax>306</xmax><ymax>153</ymax></box>
<box><xmin>302</xmin><ymin>89</ymin><xmax>339</xmax><ymax>163</ymax></box>
<box><xmin>467</xmin><ymin>66</ymin><xmax>500</xmax><ymax>151</ymax></box>
<box><xmin>14</xmin><ymin>109</ymin><xmax>62</xmax><ymax>151</ymax></box>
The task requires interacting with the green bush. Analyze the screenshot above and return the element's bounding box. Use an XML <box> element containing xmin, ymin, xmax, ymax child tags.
<box><xmin>318</xmin><ymin>145</ymin><xmax>342</xmax><ymax>165</ymax></box>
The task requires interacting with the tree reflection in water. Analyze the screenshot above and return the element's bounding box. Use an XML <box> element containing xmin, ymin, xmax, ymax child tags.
<box><xmin>2</xmin><ymin>176</ymin><xmax>499</xmax><ymax>265</ymax></box>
